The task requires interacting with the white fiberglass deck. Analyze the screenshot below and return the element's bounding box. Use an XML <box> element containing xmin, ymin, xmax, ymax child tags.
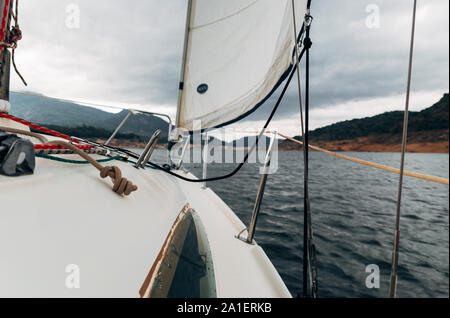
<box><xmin>0</xmin><ymin>133</ymin><xmax>291</xmax><ymax>298</ymax></box>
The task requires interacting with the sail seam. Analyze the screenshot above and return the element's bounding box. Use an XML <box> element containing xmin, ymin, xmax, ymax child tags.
<box><xmin>185</xmin><ymin>3</ymin><xmax>295</xmax><ymax>126</ymax></box>
<box><xmin>191</xmin><ymin>0</ymin><xmax>260</xmax><ymax>31</ymax></box>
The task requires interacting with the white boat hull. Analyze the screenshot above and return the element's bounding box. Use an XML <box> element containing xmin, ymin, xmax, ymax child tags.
<box><xmin>0</xmin><ymin>145</ymin><xmax>291</xmax><ymax>298</ymax></box>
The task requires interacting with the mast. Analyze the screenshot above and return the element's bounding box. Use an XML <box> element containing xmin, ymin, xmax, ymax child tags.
<box><xmin>173</xmin><ymin>0</ymin><xmax>194</xmax><ymax>138</ymax></box>
<box><xmin>0</xmin><ymin>0</ymin><xmax>12</xmax><ymax>104</ymax></box>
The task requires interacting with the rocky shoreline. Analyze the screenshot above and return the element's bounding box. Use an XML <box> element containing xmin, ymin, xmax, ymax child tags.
<box><xmin>279</xmin><ymin>140</ymin><xmax>448</xmax><ymax>153</ymax></box>
<box><xmin>278</xmin><ymin>130</ymin><xmax>449</xmax><ymax>153</ymax></box>
<box><xmin>97</xmin><ymin>131</ymin><xmax>449</xmax><ymax>154</ymax></box>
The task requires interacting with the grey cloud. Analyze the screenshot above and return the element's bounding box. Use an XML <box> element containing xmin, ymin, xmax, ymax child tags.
<box><xmin>16</xmin><ymin>0</ymin><xmax>187</xmax><ymax>106</ymax></box>
<box><xmin>12</xmin><ymin>0</ymin><xmax>449</xmax><ymax>125</ymax></box>
<box><xmin>242</xmin><ymin>0</ymin><xmax>449</xmax><ymax>122</ymax></box>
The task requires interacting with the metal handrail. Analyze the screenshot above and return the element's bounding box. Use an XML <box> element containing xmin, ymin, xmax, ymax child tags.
<box><xmin>246</xmin><ymin>131</ymin><xmax>276</xmax><ymax>244</ymax></box>
<box><xmin>135</xmin><ymin>129</ymin><xmax>161</xmax><ymax>168</ymax></box>
<box><xmin>233</xmin><ymin>131</ymin><xmax>277</xmax><ymax>244</ymax></box>
<box><xmin>104</xmin><ymin>109</ymin><xmax>172</xmax><ymax>145</ymax></box>
<box><xmin>8</xmin><ymin>90</ymin><xmax>174</xmax><ymax>163</ymax></box>
<box><xmin>9</xmin><ymin>91</ymin><xmax>174</xmax><ymax>141</ymax></box>
<box><xmin>103</xmin><ymin>109</ymin><xmax>173</xmax><ymax>164</ymax></box>
<box><xmin>104</xmin><ymin>110</ymin><xmax>135</xmax><ymax>146</ymax></box>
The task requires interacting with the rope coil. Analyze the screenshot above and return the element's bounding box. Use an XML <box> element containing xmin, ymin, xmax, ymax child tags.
<box><xmin>47</xmin><ymin>140</ymin><xmax>138</xmax><ymax>197</ymax></box>
<box><xmin>100</xmin><ymin>166</ymin><xmax>137</xmax><ymax>196</ymax></box>
<box><xmin>0</xmin><ymin>0</ymin><xmax>27</xmax><ymax>86</ymax></box>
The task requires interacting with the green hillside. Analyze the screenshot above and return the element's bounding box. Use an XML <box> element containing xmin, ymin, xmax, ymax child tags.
<box><xmin>295</xmin><ymin>93</ymin><xmax>449</xmax><ymax>142</ymax></box>
<box><xmin>9</xmin><ymin>92</ymin><xmax>170</xmax><ymax>143</ymax></box>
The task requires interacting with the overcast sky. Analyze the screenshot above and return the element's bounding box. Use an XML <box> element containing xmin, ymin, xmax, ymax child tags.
<box><xmin>11</xmin><ymin>0</ymin><xmax>449</xmax><ymax>137</ymax></box>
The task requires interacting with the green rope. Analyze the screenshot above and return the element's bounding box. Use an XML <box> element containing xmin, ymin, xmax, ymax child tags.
<box><xmin>37</xmin><ymin>153</ymin><xmax>161</xmax><ymax>171</ymax></box>
<box><xmin>36</xmin><ymin>154</ymin><xmax>123</xmax><ymax>165</ymax></box>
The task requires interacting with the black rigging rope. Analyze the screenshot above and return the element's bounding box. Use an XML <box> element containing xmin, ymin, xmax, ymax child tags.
<box><xmin>303</xmin><ymin>26</ymin><xmax>310</xmax><ymax>299</ymax></box>
<box><xmin>138</xmin><ymin>46</ymin><xmax>308</xmax><ymax>184</ymax></box>
<box><xmin>302</xmin><ymin>13</ymin><xmax>315</xmax><ymax>299</ymax></box>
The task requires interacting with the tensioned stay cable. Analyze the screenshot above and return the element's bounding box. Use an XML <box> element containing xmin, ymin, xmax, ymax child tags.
<box><xmin>302</xmin><ymin>12</ymin><xmax>313</xmax><ymax>298</ymax></box>
<box><xmin>291</xmin><ymin>1</ymin><xmax>306</xmax><ymax>142</ymax></box>
<box><xmin>292</xmin><ymin>0</ymin><xmax>317</xmax><ymax>299</ymax></box>
<box><xmin>389</xmin><ymin>0</ymin><xmax>417</xmax><ymax>298</ymax></box>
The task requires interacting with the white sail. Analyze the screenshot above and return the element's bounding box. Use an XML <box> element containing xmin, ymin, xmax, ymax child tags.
<box><xmin>176</xmin><ymin>0</ymin><xmax>309</xmax><ymax>131</ymax></box>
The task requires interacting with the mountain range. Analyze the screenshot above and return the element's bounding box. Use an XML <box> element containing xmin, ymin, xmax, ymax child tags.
<box><xmin>279</xmin><ymin>93</ymin><xmax>449</xmax><ymax>152</ymax></box>
<box><xmin>7</xmin><ymin>92</ymin><xmax>449</xmax><ymax>152</ymax></box>
<box><xmin>9</xmin><ymin>92</ymin><xmax>170</xmax><ymax>143</ymax></box>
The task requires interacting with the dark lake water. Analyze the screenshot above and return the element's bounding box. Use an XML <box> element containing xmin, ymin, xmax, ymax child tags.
<box><xmin>152</xmin><ymin>149</ymin><xmax>449</xmax><ymax>298</ymax></box>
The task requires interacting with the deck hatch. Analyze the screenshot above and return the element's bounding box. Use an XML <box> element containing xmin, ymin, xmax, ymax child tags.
<box><xmin>141</xmin><ymin>205</ymin><xmax>216</xmax><ymax>298</ymax></box>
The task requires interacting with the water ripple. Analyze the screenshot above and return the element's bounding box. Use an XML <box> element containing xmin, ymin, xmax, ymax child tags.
<box><xmin>154</xmin><ymin>150</ymin><xmax>449</xmax><ymax>298</ymax></box>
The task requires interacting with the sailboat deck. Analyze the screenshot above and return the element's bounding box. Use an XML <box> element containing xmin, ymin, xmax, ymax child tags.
<box><xmin>0</xmin><ymin>150</ymin><xmax>291</xmax><ymax>298</ymax></box>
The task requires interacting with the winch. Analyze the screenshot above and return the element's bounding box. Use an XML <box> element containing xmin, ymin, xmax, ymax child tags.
<box><xmin>0</xmin><ymin>130</ymin><xmax>35</xmax><ymax>176</ymax></box>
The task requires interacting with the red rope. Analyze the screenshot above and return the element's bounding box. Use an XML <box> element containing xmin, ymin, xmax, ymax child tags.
<box><xmin>34</xmin><ymin>144</ymin><xmax>91</xmax><ymax>150</ymax></box>
<box><xmin>0</xmin><ymin>111</ymin><xmax>80</xmax><ymax>142</ymax></box>
<box><xmin>0</xmin><ymin>112</ymin><xmax>93</xmax><ymax>150</ymax></box>
<box><xmin>0</xmin><ymin>0</ymin><xmax>10</xmax><ymax>46</ymax></box>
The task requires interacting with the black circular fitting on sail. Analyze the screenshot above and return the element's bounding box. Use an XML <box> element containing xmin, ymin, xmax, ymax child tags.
<box><xmin>197</xmin><ymin>84</ymin><xmax>208</xmax><ymax>94</ymax></box>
